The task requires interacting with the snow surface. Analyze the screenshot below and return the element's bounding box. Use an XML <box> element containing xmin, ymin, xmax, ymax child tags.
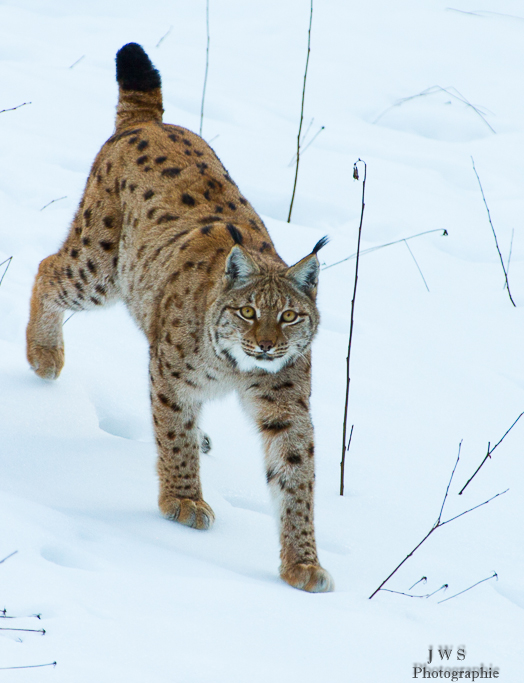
<box><xmin>1</xmin><ymin>0</ymin><xmax>524</xmax><ymax>680</ymax></box>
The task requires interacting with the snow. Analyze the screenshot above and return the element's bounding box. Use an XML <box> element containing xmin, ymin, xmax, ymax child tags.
<box><xmin>1</xmin><ymin>0</ymin><xmax>523</xmax><ymax>680</ymax></box>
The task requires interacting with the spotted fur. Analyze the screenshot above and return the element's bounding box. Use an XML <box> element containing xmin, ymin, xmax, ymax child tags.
<box><xmin>26</xmin><ymin>43</ymin><xmax>333</xmax><ymax>593</ymax></box>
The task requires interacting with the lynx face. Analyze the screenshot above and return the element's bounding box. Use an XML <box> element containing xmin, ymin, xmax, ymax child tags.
<box><xmin>212</xmin><ymin>273</ymin><xmax>320</xmax><ymax>374</ymax></box>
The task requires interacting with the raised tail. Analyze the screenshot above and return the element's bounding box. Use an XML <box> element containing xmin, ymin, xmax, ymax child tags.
<box><xmin>115</xmin><ymin>43</ymin><xmax>163</xmax><ymax>130</ymax></box>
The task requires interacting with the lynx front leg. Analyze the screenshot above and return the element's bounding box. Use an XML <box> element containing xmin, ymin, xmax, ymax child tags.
<box><xmin>240</xmin><ymin>379</ymin><xmax>334</xmax><ymax>593</ymax></box>
<box><xmin>150</xmin><ymin>356</ymin><xmax>214</xmax><ymax>530</ymax></box>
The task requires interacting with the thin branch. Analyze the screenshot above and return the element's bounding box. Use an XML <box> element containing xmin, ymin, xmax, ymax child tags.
<box><xmin>381</xmin><ymin>584</ymin><xmax>448</xmax><ymax>599</ymax></box>
<box><xmin>62</xmin><ymin>312</ymin><xmax>76</xmax><ymax>326</ymax></box>
<box><xmin>322</xmin><ymin>228</ymin><xmax>447</xmax><ymax>271</ymax></box>
<box><xmin>340</xmin><ymin>160</ymin><xmax>366</xmax><ymax>495</ymax></box>
<box><xmin>0</xmin><ymin>550</ymin><xmax>17</xmax><ymax>564</ymax></box>
<box><xmin>287</xmin><ymin>0</ymin><xmax>313</xmax><ymax>223</ymax></box>
<box><xmin>459</xmin><ymin>411</ymin><xmax>523</xmax><ymax>495</ymax></box>
<box><xmin>0</xmin><ymin>102</ymin><xmax>31</xmax><ymax>115</ymax></box>
<box><xmin>369</xmin><ymin>527</ymin><xmax>437</xmax><ymax>600</ymax></box>
<box><xmin>287</xmin><ymin>123</ymin><xmax>325</xmax><ymax>166</ymax></box>
<box><xmin>438</xmin><ymin>571</ymin><xmax>497</xmax><ymax>604</ymax></box>
<box><xmin>438</xmin><ymin>442</ymin><xmax>462</xmax><ymax>522</ymax></box>
<box><xmin>0</xmin><ymin>257</ymin><xmax>13</xmax><ymax>288</ymax></box>
<box><xmin>504</xmin><ymin>228</ymin><xmax>514</xmax><ymax>289</ymax></box>
<box><xmin>156</xmin><ymin>26</ymin><xmax>173</xmax><ymax>49</ymax></box>
<box><xmin>452</xmin><ymin>9</ymin><xmax>524</xmax><ymax>22</ymax></box>
<box><xmin>403</xmin><ymin>239</ymin><xmax>430</xmax><ymax>292</ymax></box>
<box><xmin>340</xmin><ymin>424</ymin><xmax>354</xmax><ymax>496</ymax></box>
<box><xmin>299</xmin><ymin>125</ymin><xmax>324</xmax><ymax>155</ymax></box>
<box><xmin>299</xmin><ymin>117</ymin><xmax>315</xmax><ymax>149</ymax></box>
<box><xmin>409</xmin><ymin>576</ymin><xmax>427</xmax><ymax>591</ymax></box>
<box><xmin>446</xmin><ymin>8</ymin><xmax>482</xmax><ymax>17</ymax></box>
<box><xmin>0</xmin><ymin>627</ymin><xmax>45</xmax><ymax>635</ymax></box>
<box><xmin>199</xmin><ymin>1</ymin><xmax>210</xmax><ymax>137</ymax></box>
<box><xmin>69</xmin><ymin>55</ymin><xmax>85</xmax><ymax>69</ymax></box>
<box><xmin>40</xmin><ymin>196</ymin><xmax>67</xmax><ymax>211</ymax></box>
<box><xmin>441</xmin><ymin>488</ymin><xmax>509</xmax><ymax>526</ymax></box>
<box><xmin>0</xmin><ymin>662</ymin><xmax>56</xmax><ymax>670</ymax></box>
<box><xmin>374</xmin><ymin>85</ymin><xmax>495</xmax><ymax>134</ymax></box>
<box><xmin>369</xmin><ymin>442</ymin><xmax>508</xmax><ymax>599</ymax></box>
<box><xmin>471</xmin><ymin>157</ymin><xmax>516</xmax><ymax>307</ymax></box>
<box><xmin>0</xmin><ymin>611</ymin><xmax>41</xmax><ymax>620</ymax></box>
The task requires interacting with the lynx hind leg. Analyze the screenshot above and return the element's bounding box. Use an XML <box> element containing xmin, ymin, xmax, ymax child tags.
<box><xmin>26</xmin><ymin>254</ymin><xmax>66</xmax><ymax>379</ymax></box>
<box><xmin>27</xmin><ymin>196</ymin><xmax>121</xmax><ymax>379</ymax></box>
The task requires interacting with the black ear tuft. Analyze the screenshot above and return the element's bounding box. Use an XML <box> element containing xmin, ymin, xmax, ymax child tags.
<box><xmin>312</xmin><ymin>235</ymin><xmax>329</xmax><ymax>254</ymax></box>
<box><xmin>226</xmin><ymin>223</ymin><xmax>243</xmax><ymax>246</ymax></box>
<box><xmin>116</xmin><ymin>43</ymin><xmax>161</xmax><ymax>92</ymax></box>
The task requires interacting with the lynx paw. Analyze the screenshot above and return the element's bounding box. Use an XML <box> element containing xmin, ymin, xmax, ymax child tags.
<box><xmin>27</xmin><ymin>345</ymin><xmax>64</xmax><ymax>380</ymax></box>
<box><xmin>160</xmin><ymin>497</ymin><xmax>215</xmax><ymax>530</ymax></box>
<box><xmin>280</xmin><ymin>564</ymin><xmax>334</xmax><ymax>593</ymax></box>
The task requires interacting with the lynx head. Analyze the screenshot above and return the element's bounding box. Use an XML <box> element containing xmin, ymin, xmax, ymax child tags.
<box><xmin>211</xmin><ymin>237</ymin><xmax>328</xmax><ymax>373</ymax></box>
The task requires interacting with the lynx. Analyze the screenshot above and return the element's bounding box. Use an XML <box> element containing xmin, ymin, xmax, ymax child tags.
<box><xmin>26</xmin><ymin>43</ymin><xmax>333</xmax><ymax>592</ymax></box>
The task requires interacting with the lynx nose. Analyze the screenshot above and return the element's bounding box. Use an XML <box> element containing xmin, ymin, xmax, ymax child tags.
<box><xmin>258</xmin><ymin>340</ymin><xmax>274</xmax><ymax>352</ymax></box>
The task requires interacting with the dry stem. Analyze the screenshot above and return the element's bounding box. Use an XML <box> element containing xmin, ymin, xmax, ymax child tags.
<box><xmin>287</xmin><ymin>0</ymin><xmax>313</xmax><ymax>223</ymax></box>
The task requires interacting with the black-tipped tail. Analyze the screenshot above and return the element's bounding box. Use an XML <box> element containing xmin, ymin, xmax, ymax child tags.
<box><xmin>116</xmin><ymin>43</ymin><xmax>161</xmax><ymax>92</ymax></box>
<box><xmin>312</xmin><ymin>235</ymin><xmax>329</xmax><ymax>254</ymax></box>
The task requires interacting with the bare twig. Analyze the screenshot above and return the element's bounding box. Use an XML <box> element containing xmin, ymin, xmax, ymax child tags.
<box><xmin>340</xmin><ymin>424</ymin><xmax>354</xmax><ymax>496</ymax></box>
<box><xmin>459</xmin><ymin>411</ymin><xmax>524</xmax><ymax>495</ymax></box>
<box><xmin>374</xmin><ymin>85</ymin><xmax>495</xmax><ymax>134</ymax></box>
<box><xmin>69</xmin><ymin>55</ymin><xmax>85</xmax><ymax>69</ymax></box>
<box><xmin>287</xmin><ymin>0</ymin><xmax>313</xmax><ymax>223</ymax></box>
<box><xmin>287</xmin><ymin>123</ymin><xmax>325</xmax><ymax>166</ymax></box>
<box><xmin>199</xmin><ymin>1</ymin><xmax>210</xmax><ymax>137</ymax></box>
<box><xmin>403</xmin><ymin>239</ymin><xmax>430</xmax><ymax>292</ymax></box>
<box><xmin>446</xmin><ymin>8</ymin><xmax>482</xmax><ymax>17</ymax></box>
<box><xmin>381</xmin><ymin>584</ymin><xmax>448</xmax><ymax>599</ymax></box>
<box><xmin>0</xmin><ymin>662</ymin><xmax>56</xmax><ymax>670</ymax></box>
<box><xmin>322</xmin><ymin>228</ymin><xmax>447</xmax><ymax>271</ymax></box>
<box><xmin>504</xmin><ymin>228</ymin><xmax>514</xmax><ymax>289</ymax></box>
<box><xmin>409</xmin><ymin>576</ymin><xmax>427</xmax><ymax>591</ymax></box>
<box><xmin>471</xmin><ymin>157</ymin><xmax>516</xmax><ymax>306</ymax></box>
<box><xmin>62</xmin><ymin>312</ymin><xmax>76</xmax><ymax>326</ymax></box>
<box><xmin>0</xmin><ymin>102</ymin><xmax>31</xmax><ymax>115</ymax></box>
<box><xmin>40</xmin><ymin>196</ymin><xmax>67</xmax><ymax>211</ymax></box>
<box><xmin>0</xmin><ymin>257</ymin><xmax>13</xmax><ymax>288</ymax></box>
<box><xmin>448</xmin><ymin>8</ymin><xmax>524</xmax><ymax>21</ymax></box>
<box><xmin>340</xmin><ymin>160</ymin><xmax>366</xmax><ymax>494</ymax></box>
<box><xmin>438</xmin><ymin>571</ymin><xmax>498</xmax><ymax>604</ymax></box>
<box><xmin>0</xmin><ymin>627</ymin><xmax>45</xmax><ymax>635</ymax></box>
<box><xmin>289</xmin><ymin>117</ymin><xmax>315</xmax><ymax>165</ymax></box>
<box><xmin>369</xmin><ymin>442</ymin><xmax>508</xmax><ymax>599</ymax></box>
<box><xmin>0</xmin><ymin>550</ymin><xmax>17</xmax><ymax>564</ymax></box>
<box><xmin>156</xmin><ymin>26</ymin><xmax>173</xmax><ymax>49</ymax></box>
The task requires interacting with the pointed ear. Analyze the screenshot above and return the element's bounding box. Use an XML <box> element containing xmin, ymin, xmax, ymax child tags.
<box><xmin>286</xmin><ymin>236</ymin><xmax>328</xmax><ymax>297</ymax></box>
<box><xmin>286</xmin><ymin>253</ymin><xmax>320</xmax><ymax>296</ymax></box>
<box><xmin>224</xmin><ymin>245</ymin><xmax>260</xmax><ymax>287</ymax></box>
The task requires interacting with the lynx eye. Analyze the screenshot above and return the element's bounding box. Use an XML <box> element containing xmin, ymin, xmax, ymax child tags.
<box><xmin>281</xmin><ymin>310</ymin><xmax>298</xmax><ymax>323</ymax></box>
<box><xmin>240</xmin><ymin>306</ymin><xmax>256</xmax><ymax>320</ymax></box>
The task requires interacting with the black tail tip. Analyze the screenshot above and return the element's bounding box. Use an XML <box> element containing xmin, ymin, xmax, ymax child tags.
<box><xmin>116</xmin><ymin>43</ymin><xmax>161</xmax><ymax>92</ymax></box>
<box><xmin>312</xmin><ymin>235</ymin><xmax>329</xmax><ymax>254</ymax></box>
